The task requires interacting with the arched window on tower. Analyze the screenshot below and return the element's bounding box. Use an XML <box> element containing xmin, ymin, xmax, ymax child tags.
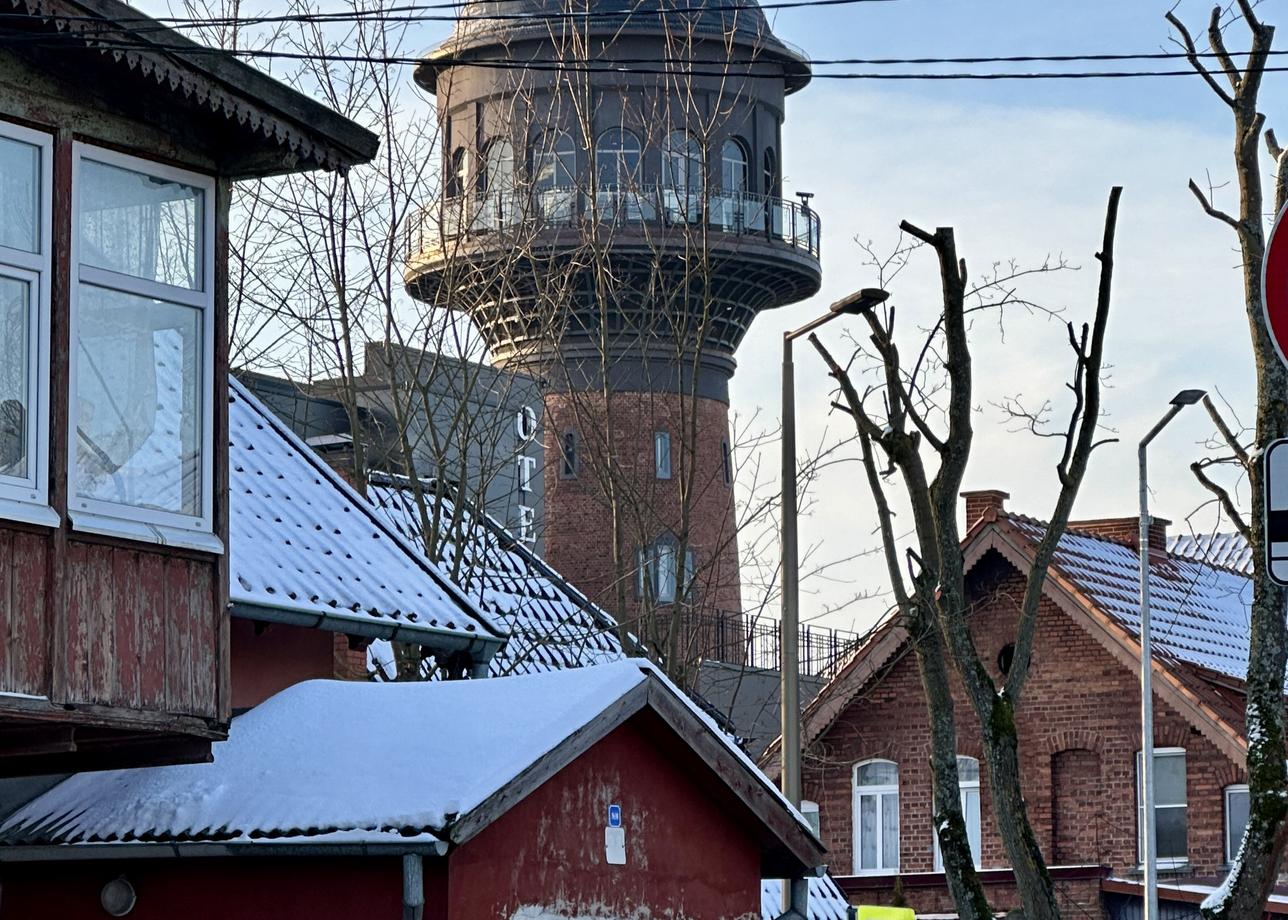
<box><xmin>532</xmin><ymin>131</ymin><xmax>576</xmax><ymax>221</ymax></box>
<box><xmin>662</xmin><ymin>130</ymin><xmax>702</xmax><ymax>222</ymax></box>
<box><xmin>595</xmin><ymin>127</ymin><xmax>649</xmax><ymax>220</ymax></box>
<box><xmin>637</xmin><ymin>533</ymin><xmax>696</xmax><ymax>604</ymax></box>
<box><xmin>763</xmin><ymin>146</ymin><xmax>780</xmax><ymax>197</ymax></box>
<box><xmin>446</xmin><ymin>146</ymin><xmax>469</xmax><ymax>198</ymax></box>
<box><xmin>718</xmin><ymin>137</ymin><xmax>749</xmax><ymax>231</ymax></box>
<box><xmin>477</xmin><ymin>138</ymin><xmax>515</xmax><ymax>229</ymax></box>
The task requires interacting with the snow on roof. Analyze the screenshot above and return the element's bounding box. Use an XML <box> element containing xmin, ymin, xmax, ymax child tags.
<box><xmin>1168</xmin><ymin>531</ymin><xmax>1253</xmax><ymax>575</ymax></box>
<box><xmin>0</xmin><ymin>660</ymin><xmax>815</xmax><ymax>851</ymax></box>
<box><xmin>368</xmin><ymin>482</ymin><xmax>627</xmax><ymax>675</ymax></box>
<box><xmin>761</xmin><ymin>875</ymin><xmax>850</xmax><ymax>920</ymax></box>
<box><xmin>1006</xmin><ymin>516</ymin><xmax>1253</xmax><ymax>682</ymax></box>
<box><xmin>228</xmin><ymin>378</ymin><xmax>508</xmax><ymax>652</ymax></box>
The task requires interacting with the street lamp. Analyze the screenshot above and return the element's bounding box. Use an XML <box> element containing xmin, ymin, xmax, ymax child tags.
<box><xmin>780</xmin><ymin>287</ymin><xmax>889</xmax><ymax>808</ymax></box>
<box><xmin>1139</xmin><ymin>387</ymin><xmax>1206</xmax><ymax>920</ymax></box>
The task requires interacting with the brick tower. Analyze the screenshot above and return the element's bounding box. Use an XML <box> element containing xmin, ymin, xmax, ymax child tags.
<box><xmin>405</xmin><ymin>0</ymin><xmax>821</xmax><ymax>661</ymax></box>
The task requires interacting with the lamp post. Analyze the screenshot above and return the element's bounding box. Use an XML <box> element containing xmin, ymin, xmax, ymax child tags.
<box><xmin>1139</xmin><ymin>388</ymin><xmax>1206</xmax><ymax>920</ymax></box>
<box><xmin>780</xmin><ymin>286</ymin><xmax>889</xmax><ymax>809</ymax></box>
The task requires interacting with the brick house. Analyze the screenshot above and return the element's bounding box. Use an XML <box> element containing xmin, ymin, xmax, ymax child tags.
<box><xmin>762</xmin><ymin>490</ymin><xmax>1271</xmax><ymax>918</ymax></box>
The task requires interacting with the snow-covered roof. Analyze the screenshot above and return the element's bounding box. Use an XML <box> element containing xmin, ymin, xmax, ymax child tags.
<box><xmin>1006</xmin><ymin>516</ymin><xmax>1253</xmax><ymax>682</ymax></box>
<box><xmin>1168</xmin><ymin>531</ymin><xmax>1253</xmax><ymax>575</ymax></box>
<box><xmin>0</xmin><ymin>660</ymin><xmax>820</xmax><ymax>875</ymax></box>
<box><xmin>368</xmin><ymin>482</ymin><xmax>628</xmax><ymax>675</ymax></box>
<box><xmin>227</xmin><ymin>378</ymin><xmax>508</xmax><ymax>657</ymax></box>
<box><xmin>761</xmin><ymin>875</ymin><xmax>850</xmax><ymax>920</ymax></box>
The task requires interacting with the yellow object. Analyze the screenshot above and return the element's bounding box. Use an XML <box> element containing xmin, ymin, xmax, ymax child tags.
<box><xmin>856</xmin><ymin>907</ymin><xmax>915</xmax><ymax>920</ymax></box>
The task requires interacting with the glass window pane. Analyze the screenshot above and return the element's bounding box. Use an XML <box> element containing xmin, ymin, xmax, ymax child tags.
<box><xmin>0</xmin><ymin>275</ymin><xmax>31</xmax><ymax>479</ymax></box>
<box><xmin>1227</xmin><ymin>790</ymin><xmax>1249</xmax><ymax>860</ymax></box>
<box><xmin>963</xmin><ymin>787</ymin><xmax>982</xmax><ymax>864</ymax></box>
<box><xmin>1156</xmin><ymin>805</ymin><xmax>1188</xmax><ymax>860</ymax></box>
<box><xmin>656</xmin><ymin>543</ymin><xmax>676</xmax><ymax>602</ymax></box>
<box><xmin>0</xmin><ymin>135</ymin><xmax>39</xmax><ymax>253</ymax></box>
<box><xmin>80</xmin><ymin>159</ymin><xmax>203</xmax><ymax>290</ymax></box>
<box><xmin>957</xmin><ymin>756</ymin><xmax>980</xmax><ymax>783</ymax></box>
<box><xmin>1155</xmin><ymin>753</ymin><xmax>1187</xmax><ymax>806</ymax></box>
<box><xmin>859</xmin><ymin>795</ymin><xmax>877</xmax><ymax>869</ymax></box>
<box><xmin>75</xmin><ymin>285</ymin><xmax>202</xmax><ymax>516</ymax></box>
<box><xmin>881</xmin><ymin>792</ymin><xmax>899</xmax><ymax>868</ymax></box>
<box><xmin>857</xmin><ymin>761</ymin><xmax>898</xmax><ymax>786</ymax></box>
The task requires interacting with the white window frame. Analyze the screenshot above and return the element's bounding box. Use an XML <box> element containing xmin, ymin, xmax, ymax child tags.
<box><xmin>1136</xmin><ymin>747</ymin><xmax>1188</xmax><ymax>869</ymax></box>
<box><xmin>655</xmin><ymin>430</ymin><xmax>671</xmax><ymax>480</ymax></box>
<box><xmin>934</xmin><ymin>755</ymin><xmax>982</xmax><ymax>871</ymax></box>
<box><xmin>1224</xmin><ymin>783</ymin><xmax>1249</xmax><ymax>866</ymax></box>
<box><xmin>68</xmin><ymin>143</ymin><xmax>219</xmax><ymax>552</ymax></box>
<box><xmin>852</xmin><ymin>758</ymin><xmax>899</xmax><ymax>875</ymax></box>
<box><xmin>0</xmin><ymin>120</ymin><xmax>57</xmax><ymax>528</ymax></box>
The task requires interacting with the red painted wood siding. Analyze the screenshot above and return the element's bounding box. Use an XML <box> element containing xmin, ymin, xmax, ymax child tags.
<box><xmin>57</xmin><ymin>540</ymin><xmax>218</xmax><ymax>718</ymax></box>
<box><xmin>0</xmin><ymin>529</ymin><xmax>49</xmax><ymax>697</ymax></box>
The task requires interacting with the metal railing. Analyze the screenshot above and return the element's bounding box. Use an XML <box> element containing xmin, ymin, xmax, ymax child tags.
<box><xmin>407</xmin><ymin>185</ymin><xmax>822</xmax><ymax>260</ymax></box>
<box><xmin>679</xmin><ymin>610</ymin><xmax>862</xmax><ymax>678</ymax></box>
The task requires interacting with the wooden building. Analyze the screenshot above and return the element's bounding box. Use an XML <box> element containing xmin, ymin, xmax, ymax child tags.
<box><xmin>0</xmin><ymin>661</ymin><xmax>827</xmax><ymax>920</ymax></box>
<box><xmin>0</xmin><ymin>0</ymin><xmax>376</xmax><ymax>774</ymax></box>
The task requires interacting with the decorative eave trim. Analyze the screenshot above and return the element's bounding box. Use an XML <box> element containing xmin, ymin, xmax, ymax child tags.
<box><xmin>8</xmin><ymin>0</ymin><xmax>376</xmax><ymax>172</ymax></box>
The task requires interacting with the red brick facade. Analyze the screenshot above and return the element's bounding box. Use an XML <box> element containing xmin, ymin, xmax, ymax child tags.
<box><xmin>803</xmin><ymin>551</ymin><xmax>1247</xmax><ymax>916</ymax></box>
<box><xmin>541</xmin><ymin>389</ymin><xmax>742</xmax><ymax>628</ymax></box>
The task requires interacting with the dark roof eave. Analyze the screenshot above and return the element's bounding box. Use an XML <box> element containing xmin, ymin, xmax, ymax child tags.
<box><xmin>54</xmin><ymin>0</ymin><xmax>379</xmax><ymax>171</ymax></box>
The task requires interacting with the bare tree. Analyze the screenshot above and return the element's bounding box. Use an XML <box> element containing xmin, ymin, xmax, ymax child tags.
<box><xmin>1164</xmin><ymin>4</ymin><xmax>1288</xmax><ymax>916</ymax></box>
<box><xmin>807</xmin><ymin>188</ymin><xmax>1122</xmax><ymax>920</ymax></box>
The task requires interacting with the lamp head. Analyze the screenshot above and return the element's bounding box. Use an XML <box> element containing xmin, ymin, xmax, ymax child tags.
<box><xmin>830</xmin><ymin>287</ymin><xmax>890</xmax><ymax>316</ymax></box>
<box><xmin>1170</xmin><ymin>389</ymin><xmax>1207</xmax><ymax>407</ymax></box>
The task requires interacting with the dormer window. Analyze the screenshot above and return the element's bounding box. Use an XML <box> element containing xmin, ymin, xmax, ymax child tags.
<box><xmin>0</xmin><ymin>121</ymin><xmax>53</xmax><ymax>526</ymax></box>
<box><xmin>70</xmin><ymin>145</ymin><xmax>217</xmax><ymax>550</ymax></box>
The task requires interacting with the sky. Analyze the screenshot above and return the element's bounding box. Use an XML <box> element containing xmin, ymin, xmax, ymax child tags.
<box><xmin>724</xmin><ymin>0</ymin><xmax>1288</xmax><ymax>631</ymax></box>
<box><xmin>149</xmin><ymin>0</ymin><xmax>1288</xmax><ymax>633</ymax></box>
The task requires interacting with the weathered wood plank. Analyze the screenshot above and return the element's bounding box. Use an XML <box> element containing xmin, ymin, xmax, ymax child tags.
<box><xmin>63</xmin><ymin>542</ymin><xmax>92</xmax><ymax>703</ymax></box>
<box><xmin>13</xmin><ymin>531</ymin><xmax>49</xmax><ymax>696</ymax></box>
<box><xmin>189</xmin><ymin>562</ymin><xmax>217</xmax><ymax>718</ymax></box>
<box><xmin>112</xmin><ymin>549</ymin><xmax>139</xmax><ymax>708</ymax></box>
<box><xmin>0</xmin><ymin>529</ymin><xmax>14</xmax><ymax>693</ymax></box>
<box><xmin>137</xmin><ymin>551</ymin><xmax>166</xmax><ymax>710</ymax></box>
<box><xmin>164</xmin><ymin>557</ymin><xmax>193</xmax><ymax>714</ymax></box>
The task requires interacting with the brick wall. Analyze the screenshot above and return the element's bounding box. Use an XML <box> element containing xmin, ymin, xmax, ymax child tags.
<box><xmin>541</xmin><ymin>390</ymin><xmax>743</xmax><ymax>629</ymax></box>
<box><xmin>805</xmin><ymin>550</ymin><xmax>1244</xmax><ymax>913</ymax></box>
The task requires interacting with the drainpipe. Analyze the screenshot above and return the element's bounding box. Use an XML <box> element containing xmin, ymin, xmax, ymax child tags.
<box><xmin>402</xmin><ymin>853</ymin><xmax>424</xmax><ymax>920</ymax></box>
<box><xmin>773</xmin><ymin>877</ymin><xmax>809</xmax><ymax>920</ymax></box>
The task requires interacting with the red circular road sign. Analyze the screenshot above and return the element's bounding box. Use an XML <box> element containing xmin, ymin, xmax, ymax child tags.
<box><xmin>1263</xmin><ymin>200</ymin><xmax>1288</xmax><ymax>368</ymax></box>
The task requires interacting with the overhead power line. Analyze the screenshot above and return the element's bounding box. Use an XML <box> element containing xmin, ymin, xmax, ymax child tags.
<box><xmin>5</xmin><ymin>27</ymin><xmax>1284</xmax><ymax>81</ymax></box>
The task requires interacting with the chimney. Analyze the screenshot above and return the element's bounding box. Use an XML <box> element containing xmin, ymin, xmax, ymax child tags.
<box><xmin>961</xmin><ymin>490</ymin><xmax>1009</xmax><ymax>528</ymax></box>
<box><xmin>1070</xmin><ymin>516</ymin><xmax>1170</xmax><ymax>555</ymax></box>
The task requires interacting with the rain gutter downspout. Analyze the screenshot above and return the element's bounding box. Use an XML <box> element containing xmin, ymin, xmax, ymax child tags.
<box><xmin>773</xmin><ymin>877</ymin><xmax>809</xmax><ymax>920</ymax></box>
<box><xmin>403</xmin><ymin>853</ymin><xmax>424</xmax><ymax>920</ymax></box>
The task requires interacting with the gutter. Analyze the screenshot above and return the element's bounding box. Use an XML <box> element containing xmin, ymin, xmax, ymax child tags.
<box><xmin>0</xmin><ymin>840</ymin><xmax>449</xmax><ymax>863</ymax></box>
<box><xmin>230</xmin><ymin>602</ymin><xmax>505</xmax><ymax>669</ymax></box>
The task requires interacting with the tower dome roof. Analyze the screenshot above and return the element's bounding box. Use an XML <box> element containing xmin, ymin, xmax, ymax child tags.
<box><xmin>418</xmin><ymin>0</ymin><xmax>811</xmax><ymax>94</ymax></box>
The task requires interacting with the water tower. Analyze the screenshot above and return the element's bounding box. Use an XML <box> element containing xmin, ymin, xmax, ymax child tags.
<box><xmin>405</xmin><ymin>0</ymin><xmax>821</xmax><ymax>654</ymax></box>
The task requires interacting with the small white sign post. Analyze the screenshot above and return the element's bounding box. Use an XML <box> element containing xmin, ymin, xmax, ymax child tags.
<box><xmin>1266</xmin><ymin>440</ymin><xmax>1288</xmax><ymax>586</ymax></box>
<box><xmin>1262</xmin><ymin>205</ymin><xmax>1288</xmax><ymax>584</ymax></box>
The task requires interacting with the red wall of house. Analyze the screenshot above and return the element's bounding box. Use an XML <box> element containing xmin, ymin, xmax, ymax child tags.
<box><xmin>228</xmin><ymin>618</ymin><xmax>336</xmax><ymax>710</ymax></box>
<box><xmin>450</xmin><ymin>711</ymin><xmax>763</xmax><ymax>920</ymax></box>
<box><xmin>805</xmin><ymin>550</ymin><xmax>1243</xmax><ymax>911</ymax></box>
<box><xmin>0</xmin><ymin>855</ymin><xmax>405</xmax><ymax>920</ymax></box>
<box><xmin>0</xmin><ymin>711</ymin><xmax>768</xmax><ymax>920</ymax></box>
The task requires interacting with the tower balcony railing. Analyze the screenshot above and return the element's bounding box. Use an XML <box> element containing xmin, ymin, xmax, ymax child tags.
<box><xmin>406</xmin><ymin>185</ymin><xmax>822</xmax><ymax>262</ymax></box>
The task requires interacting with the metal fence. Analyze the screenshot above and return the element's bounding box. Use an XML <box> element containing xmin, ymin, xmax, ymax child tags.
<box><xmin>679</xmin><ymin>610</ymin><xmax>863</xmax><ymax>679</ymax></box>
<box><xmin>406</xmin><ymin>185</ymin><xmax>822</xmax><ymax>260</ymax></box>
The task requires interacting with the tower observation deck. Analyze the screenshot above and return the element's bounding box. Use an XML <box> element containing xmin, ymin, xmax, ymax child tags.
<box><xmin>405</xmin><ymin>0</ymin><xmax>821</xmax><ymax>667</ymax></box>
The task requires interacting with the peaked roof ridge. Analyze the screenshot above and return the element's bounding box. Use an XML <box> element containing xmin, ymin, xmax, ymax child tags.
<box><xmin>228</xmin><ymin>376</ymin><xmax>509</xmax><ymax>643</ymax></box>
<box><xmin>997</xmin><ymin>508</ymin><xmax>1149</xmax><ymax>553</ymax></box>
